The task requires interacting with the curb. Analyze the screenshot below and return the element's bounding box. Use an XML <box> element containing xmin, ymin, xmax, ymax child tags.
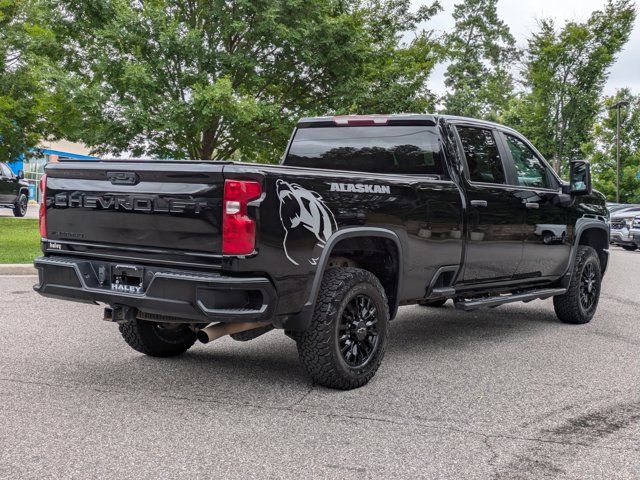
<box><xmin>0</xmin><ymin>264</ymin><xmax>37</xmax><ymax>275</ymax></box>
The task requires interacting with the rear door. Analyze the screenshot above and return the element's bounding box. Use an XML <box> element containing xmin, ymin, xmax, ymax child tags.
<box><xmin>498</xmin><ymin>131</ymin><xmax>571</xmax><ymax>278</ymax></box>
<box><xmin>453</xmin><ymin>125</ymin><xmax>525</xmax><ymax>283</ymax></box>
<box><xmin>45</xmin><ymin>161</ymin><xmax>226</xmax><ymax>258</ymax></box>
<box><xmin>280</xmin><ymin>121</ymin><xmax>464</xmax><ymax>300</ymax></box>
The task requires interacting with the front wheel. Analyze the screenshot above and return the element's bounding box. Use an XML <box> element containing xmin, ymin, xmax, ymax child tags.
<box><xmin>622</xmin><ymin>245</ymin><xmax>638</xmax><ymax>251</ymax></box>
<box><xmin>296</xmin><ymin>267</ymin><xmax>389</xmax><ymax>390</ymax></box>
<box><xmin>553</xmin><ymin>246</ymin><xmax>602</xmax><ymax>324</ymax></box>
<box><xmin>118</xmin><ymin>318</ymin><xmax>197</xmax><ymax>357</ymax></box>
<box><xmin>13</xmin><ymin>194</ymin><xmax>28</xmax><ymax>217</ymax></box>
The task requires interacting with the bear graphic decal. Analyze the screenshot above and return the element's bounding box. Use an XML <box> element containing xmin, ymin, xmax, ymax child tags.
<box><xmin>276</xmin><ymin>180</ymin><xmax>337</xmax><ymax>266</ymax></box>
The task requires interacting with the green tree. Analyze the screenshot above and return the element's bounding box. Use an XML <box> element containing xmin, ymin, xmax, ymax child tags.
<box><xmin>40</xmin><ymin>0</ymin><xmax>442</xmax><ymax>162</ymax></box>
<box><xmin>503</xmin><ymin>0</ymin><xmax>636</xmax><ymax>173</ymax></box>
<box><xmin>442</xmin><ymin>0</ymin><xmax>516</xmax><ymax>120</ymax></box>
<box><xmin>585</xmin><ymin>89</ymin><xmax>640</xmax><ymax>203</ymax></box>
<box><xmin>0</xmin><ymin>0</ymin><xmax>50</xmax><ymax>162</ymax></box>
<box><xmin>337</xmin><ymin>0</ymin><xmax>443</xmax><ymax>115</ymax></box>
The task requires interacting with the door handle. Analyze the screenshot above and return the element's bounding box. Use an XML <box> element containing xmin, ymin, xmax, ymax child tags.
<box><xmin>525</xmin><ymin>202</ymin><xmax>540</xmax><ymax>209</ymax></box>
<box><xmin>470</xmin><ymin>200</ymin><xmax>488</xmax><ymax>208</ymax></box>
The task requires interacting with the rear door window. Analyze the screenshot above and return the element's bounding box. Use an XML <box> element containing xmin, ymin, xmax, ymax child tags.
<box><xmin>285</xmin><ymin>126</ymin><xmax>445</xmax><ymax>175</ymax></box>
<box><xmin>456</xmin><ymin>127</ymin><xmax>506</xmax><ymax>184</ymax></box>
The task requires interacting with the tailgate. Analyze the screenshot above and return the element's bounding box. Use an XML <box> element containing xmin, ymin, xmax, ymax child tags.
<box><xmin>44</xmin><ymin>161</ymin><xmax>226</xmax><ymax>255</ymax></box>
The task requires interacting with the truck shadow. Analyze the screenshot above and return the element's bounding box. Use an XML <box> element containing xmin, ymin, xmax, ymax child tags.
<box><xmin>71</xmin><ymin>302</ymin><xmax>566</xmax><ymax>398</ymax></box>
<box><xmin>388</xmin><ymin>302</ymin><xmax>561</xmax><ymax>351</ymax></box>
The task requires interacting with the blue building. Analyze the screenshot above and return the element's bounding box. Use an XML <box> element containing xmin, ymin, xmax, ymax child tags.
<box><xmin>7</xmin><ymin>141</ymin><xmax>98</xmax><ymax>200</ymax></box>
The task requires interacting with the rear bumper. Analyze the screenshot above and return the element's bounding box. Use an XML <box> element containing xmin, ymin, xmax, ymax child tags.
<box><xmin>33</xmin><ymin>256</ymin><xmax>277</xmax><ymax>323</ymax></box>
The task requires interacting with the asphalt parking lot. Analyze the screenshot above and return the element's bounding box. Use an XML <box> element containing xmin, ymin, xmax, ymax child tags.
<box><xmin>1</xmin><ymin>248</ymin><xmax>639</xmax><ymax>479</ymax></box>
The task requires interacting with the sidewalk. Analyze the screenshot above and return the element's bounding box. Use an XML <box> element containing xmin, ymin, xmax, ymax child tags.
<box><xmin>0</xmin><ymin>264</ymin><xmax>37</xmax><ymax>275</ymax></box>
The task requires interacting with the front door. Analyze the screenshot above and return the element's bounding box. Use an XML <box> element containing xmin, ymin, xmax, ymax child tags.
<box><xmin>499</xmin><ymin>132</ymin><xmax>571</xmax><ymax>278</ymax></box>
<box><xmin>0</xmin><ymin>163</ymin><xmax>16</xmax><ymax>203</ymax></box>
<box><xmin>454</xmin><ymin>126</ymin><xmax>525</xmax><ymax>283</ymax></box>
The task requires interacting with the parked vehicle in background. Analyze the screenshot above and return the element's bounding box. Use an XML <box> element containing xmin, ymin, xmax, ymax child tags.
<box><xmin>630</xmin><ymin>216</ymin><xmax>640</xmax><ymax>249</ymax></box>
<box><xmin>0</xmin><ymin>162</ymin><xmax>29</xmax><ymax>217</ymax></box>
<box><xmin>606</xmin><ymin>203</ymin><xmax>640</xmax><ymax>214</ymax></box>
<box><xmin>34</xmin><ymin>114</ymin><xmax>609</xmax><ymax>389</ymax></box>
<box><xmin>610</xmin><ymin>207</ymin><xmax>640</xmax><ymax>251</ymax></box>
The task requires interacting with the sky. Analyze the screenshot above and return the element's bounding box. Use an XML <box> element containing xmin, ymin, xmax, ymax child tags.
<box><xmin>413</xmin><ymin>0</ymin><xmax>640</xmax><ymax>96</ymax></box>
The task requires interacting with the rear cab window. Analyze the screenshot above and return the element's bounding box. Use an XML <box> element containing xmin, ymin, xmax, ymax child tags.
<box><xmin>455</xmin><ymin>127</ymin><xmax>506</xmax><ymax>184</ymax></box>
<box><xmin>284</xmin><ymin>125</ymin><xmax>446</xmax><ymax>177</ymax></box>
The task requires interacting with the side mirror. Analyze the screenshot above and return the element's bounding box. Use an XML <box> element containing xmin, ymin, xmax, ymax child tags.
<box><xmin>17</xmin><ymin>170</ymin><xmax>24</xmax><ymax>179</ymax></box>
<box><xmin>569</xmin><ymin>160</ymin><xmax>592</xmax><ymax>196</ymax></box>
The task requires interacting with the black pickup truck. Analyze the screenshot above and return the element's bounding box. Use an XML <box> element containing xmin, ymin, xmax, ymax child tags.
<box><xmin>0</xmin><ymin>162</ymin><xmax>29</xmax><ymax>217</ymax></box>
<box><xmin>34</xmin><ymin>114</ymin><xmax>609</xmax><ymax>389</ymax></box>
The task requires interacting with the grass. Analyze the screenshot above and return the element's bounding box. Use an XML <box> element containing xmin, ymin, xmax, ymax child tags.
<box><xmin>0</xmin><ymin>218</ymin><xmax>41</xmax><ymax>264</ymax></box>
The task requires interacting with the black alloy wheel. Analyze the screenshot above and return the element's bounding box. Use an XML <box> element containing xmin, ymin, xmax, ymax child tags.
<box><xmin>579</xmin><ymin>262</ymin><xmax>598</xmax><ymax>312</ymax></box>
<box><xmin>338</xmin><ymin>294</ymin><xmax>380</xmax><ymax>368</ymax></box>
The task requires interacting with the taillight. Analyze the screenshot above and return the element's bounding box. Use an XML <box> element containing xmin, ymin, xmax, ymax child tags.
<box><xmin>39</xmin><ymin>174</ymin><xmax>47</xmax><ymax>238</ymax></box>
<box><xmin>222</xmin><ymin>179</ymin><xmax>261</xmax><ymax>255</ymax></box>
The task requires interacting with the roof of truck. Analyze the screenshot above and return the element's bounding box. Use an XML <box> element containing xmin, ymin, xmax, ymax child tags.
<box><xmin>296</xmin><ymin>114</ymin><xmax>515</xmax><ymax>132</ymax></box>
<box><xmin>297</xmin><ymin>114</ymin><xmax>437</xmax><ymax>127</ymax></box>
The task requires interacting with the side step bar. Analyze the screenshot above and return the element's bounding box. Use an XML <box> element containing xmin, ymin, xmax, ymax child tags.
<box><xmin>454</xmin><ymin>288</ymin><xmax>567</xmax><ymax>311</ymax></box>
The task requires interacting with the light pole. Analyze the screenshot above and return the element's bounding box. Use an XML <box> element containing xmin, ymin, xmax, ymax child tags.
<box><xmin>609</xmin><ymin>100</ymin><xmax>629</xmax><ymax>203</ymax></box>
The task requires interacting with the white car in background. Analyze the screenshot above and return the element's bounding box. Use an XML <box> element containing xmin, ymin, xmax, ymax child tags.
<box><xmin>630</xmin><ymin>216</ymin><xmax>640</xmax><ymax>250</ymax></box>
<box><xmin>610</xmin><ymin>207</ymin><xmax>640</xmax><ymax>251</ymax></box>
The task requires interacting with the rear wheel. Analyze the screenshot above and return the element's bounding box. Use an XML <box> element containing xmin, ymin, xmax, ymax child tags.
<box><xmin>13</xmin><ymin>194</ymin><xmax>27</xmax><ymax>217</ymax></box>
<box><xmin>553</xmin><ymin>246</ymin><xmax>602</xmax><ymax>324</ymax></box>
<box><xmin>418</xmin><ymin>298</ymin><xmax>447</xmax><ymax>308</ymax></box>
<box><xmin>622</xmin><ymin>245</ymin><xmax>637</xmax><ymax>251</ymax></box>
<box><xmin>118</xmin><ymin>318</ymin><xmax>197</xmax><ymax>357</ymax></box>
<box><xmin>296</xmin><ymin>267</ymin><xmax>389</xmax><ymax>390</ymax></box>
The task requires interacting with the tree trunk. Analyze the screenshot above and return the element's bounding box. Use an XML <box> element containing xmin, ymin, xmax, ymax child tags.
<box><xmin>200</xmin><ymin>127</ymin><xmax>217</xmax><ymax>160</ymax></box>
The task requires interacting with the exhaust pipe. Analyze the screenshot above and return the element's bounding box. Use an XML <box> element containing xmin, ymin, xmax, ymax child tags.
<box><xmin>197</xmin><ymin>321</ymin><xmax>272</xmax><ymax>344</ymax></box>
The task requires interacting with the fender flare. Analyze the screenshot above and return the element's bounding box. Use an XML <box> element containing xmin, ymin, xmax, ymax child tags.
<box><xmin>562</xmin><ymin>217</ymin><xmax>610</xmax><ymax>284</ymax></box>
<box><xmin>18</xmin><ymin>187</ymin><xmax>29</xmax><ymax>199</ymax></box>
<box><xmin>281</xmin><ymin>227</ymin><xmax>404</xmax><ymax>331</ymax></box>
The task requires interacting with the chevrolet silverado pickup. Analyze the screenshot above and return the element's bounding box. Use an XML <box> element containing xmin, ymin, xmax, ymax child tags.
<box><xmin>34</xmin><ymin>114</ymin><xmax>610</xmax><ymax>389</ymax></box>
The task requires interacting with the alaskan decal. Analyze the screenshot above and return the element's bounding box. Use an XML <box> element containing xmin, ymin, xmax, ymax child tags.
<box><xmin>276</xmin><ymin>180</ymin><xmax>337</xmax><ymax>266</ymax></box>
<box><xmin>329</xmin><ymin>183</ymin><xmax>390</xmax><ymax>194</ymax></box>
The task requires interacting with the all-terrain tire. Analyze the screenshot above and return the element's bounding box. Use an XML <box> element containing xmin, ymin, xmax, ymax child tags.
<box><xmin>13</xmin><ymin>193</ymin><xmax>27</xmax><ymax>217</ymax></box>
<box><xmin>296</xmin><ymin>267</ymin><xmax>389</xmax><ymax>390</ymax></box>
<box><xmin>622</xmin><ymin>245</ymin><xmax>638</xmax><ymax>251</ymax></box>
<box><xmin>553</xmin><ymin>246</ymin><xmax>602</xmax><ymax>324</ymax></box>
<box><xmin>118</xmin><ymin>318</ymin><xmax>197</xmax><ymax>357</ymax></box>
<box><xmin>418</xmin><ymin>298</ymin><xmax>448</xmax><ymax>308</ymax></box>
